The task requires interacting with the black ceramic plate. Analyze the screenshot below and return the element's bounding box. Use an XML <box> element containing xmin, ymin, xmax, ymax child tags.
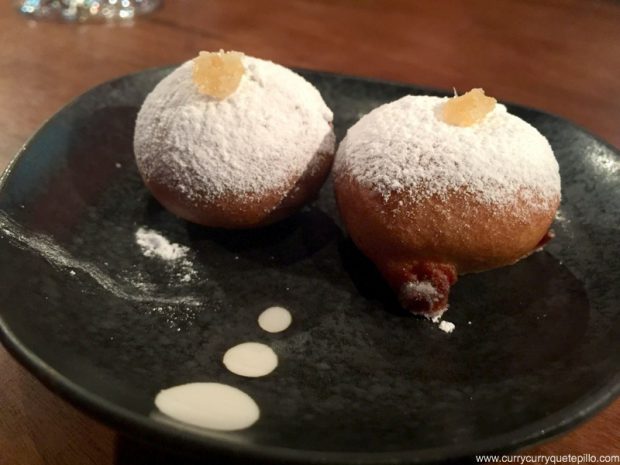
<box><xmin>1</xmin><ymin>68</ymin><xmax>619</xmax><ymax>465</ymax></box>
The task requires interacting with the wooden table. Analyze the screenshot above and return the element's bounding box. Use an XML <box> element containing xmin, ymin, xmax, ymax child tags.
<box><xmin>1</xmin><ymin>1</ymin><xmax>618</xmax><ymax>463</ymax></box>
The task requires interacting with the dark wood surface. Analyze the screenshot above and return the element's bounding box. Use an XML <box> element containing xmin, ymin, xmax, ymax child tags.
<box><xmin>1</xmin><ymin>1</ymin><xmax>618</xmax><ymax>463</ymax></box>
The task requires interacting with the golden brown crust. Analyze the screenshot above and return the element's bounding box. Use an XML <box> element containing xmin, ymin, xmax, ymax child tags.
<box><xmin>144</xmin><ymin>151</ymin><xmax>333</xmax><ymax>228</ymax></box>
<box><xmin>335</xmin><ymin>174</ymin><xmax>559</xmax><ymax>316</ymax></box>
<box><xmin>334</xmin><ymin>174</ymin><xmax>559</xmax><ymax>275</ymax></box>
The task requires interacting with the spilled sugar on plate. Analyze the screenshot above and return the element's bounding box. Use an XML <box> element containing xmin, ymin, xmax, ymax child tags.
<box><xmin>154</xmin><ymin>306</ymin><xmax>292</xmax><ymax>431</ymax></box>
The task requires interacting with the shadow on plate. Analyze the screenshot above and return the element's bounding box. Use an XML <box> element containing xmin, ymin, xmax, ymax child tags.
<box><xmin>184</xmin><ymin>205</ymin><xmax>343</xmax><ymax>267</ymax></box>
<box><xmin>339</xmin><ymin>238</ymin><xmax>591</xmax><ymax>383</ymax></box>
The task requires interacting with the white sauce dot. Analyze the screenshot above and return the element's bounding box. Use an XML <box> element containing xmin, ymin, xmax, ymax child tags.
<box><xmin>223</xmin><ymin>342</ymin><xmax>278</xmax><ymax>377</ymax></box>
<box><xmin>258</xmin><ymin>306</ymin><xmax>292</xmax><ymax>333</ymax></box>
<box><xmin>154</xmin><ymin>382</ymin><xmax>259</xmax><ymax>431</ymax></box>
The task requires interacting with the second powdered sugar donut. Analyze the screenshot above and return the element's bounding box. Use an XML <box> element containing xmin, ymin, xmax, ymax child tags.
<box><xmin>334</xmin><ymin>89</ymin><xmax>561</xmax><ymax>319</ymax></box>
<box><xmin>134</xmin><ymin>51</ymin><xmax>335</xmax><ymax>228</ymax></box>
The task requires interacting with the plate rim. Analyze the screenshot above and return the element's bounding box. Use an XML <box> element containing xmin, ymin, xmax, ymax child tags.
<box><xmin>1</xmin><ymin>66</ymin><xmax>619</xmax><ymax>464</ymax></box>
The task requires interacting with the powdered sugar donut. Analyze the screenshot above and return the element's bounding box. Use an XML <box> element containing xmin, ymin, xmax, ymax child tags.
<box><xmin>334</xmin><ymin>90</ymin><xmax>561</xmax><ymax>318</ymax></box>
<box><xmin>134</xmin><ymin>52</ymin><xmax>335</xmax><ymax>228</ymax></box>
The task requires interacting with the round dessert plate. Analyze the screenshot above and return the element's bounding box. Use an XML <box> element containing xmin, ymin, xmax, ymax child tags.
<box><xmin>0</xmin><ymin>68</ymin><xmax>619</xmax><ymax>464</ymax></box>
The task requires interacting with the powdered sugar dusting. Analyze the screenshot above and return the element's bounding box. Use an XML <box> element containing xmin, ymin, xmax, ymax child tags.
<box><xmin>136</xmin><ymin>227</ymin><xmax>188</xmax><ymax>261</ymax></box>
<box><xmin>335</xmin><ymin>95</ymin><xmax>560</xmax><ymax>208</ymax></box>
<box><xmin>0</xmin><ymin>213</ymin><xmax>201</xmax><ymax>307</ymax></box>
<box><xmin>400</xmin><ymin>280</ymin><xmax>448</xmax><ymax>319</ymax></box>
<box><xmin>401</xmin><ymin>280</ymin><xmax>439</xmax><ymax>303</ymax></box>
<box><xmin>134</xmin><ymin>56</ymin><xmax>335</xmax><ymax>202</ymax></box>
<box><xmin>135</xmin><ymin>227</ymin><xmax>197</xmax><ymax>283</ymax></box>
<box><xmin>438</xmin><ymin>320</ymin><xmax>455</xmax><ymax>333</ymax></box>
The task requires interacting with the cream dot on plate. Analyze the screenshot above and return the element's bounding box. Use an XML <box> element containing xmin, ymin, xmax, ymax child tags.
<box><xmin>223</xmin><ymin>342</ymin><xmax>278</xmax><ymax>377</ymax></box>
<box><xmin>154</xmin><ymin>382</ymin><xmax>259</xmax><ymax>431</ymax></box>
<box><xmin>258</xmin><ymin>306</ymin><xmax>292</xmax><ymax>333</ymax></box>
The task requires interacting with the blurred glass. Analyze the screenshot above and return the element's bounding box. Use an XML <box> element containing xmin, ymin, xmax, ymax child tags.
<box><xmin>15</xmin><ymin>0</ymin><xmax>162</xmax><ymax>21</ymax></box>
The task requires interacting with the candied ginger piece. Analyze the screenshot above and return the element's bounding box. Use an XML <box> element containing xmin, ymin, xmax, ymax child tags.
<box><xmin>442</xmin><ymin>88</ymin><xmax>496</xmax><ymax>127</ymax></box>
<box><xmin>192</xmin><ymin>50</ymin><xmax>245</xmax><ymax>99</ymax></box>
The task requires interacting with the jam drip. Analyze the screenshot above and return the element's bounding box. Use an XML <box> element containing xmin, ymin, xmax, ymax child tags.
<box><xmin>381</xmin><ymin>261</ymin><xmax>457</xmax><ymax>318</ymax></box>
